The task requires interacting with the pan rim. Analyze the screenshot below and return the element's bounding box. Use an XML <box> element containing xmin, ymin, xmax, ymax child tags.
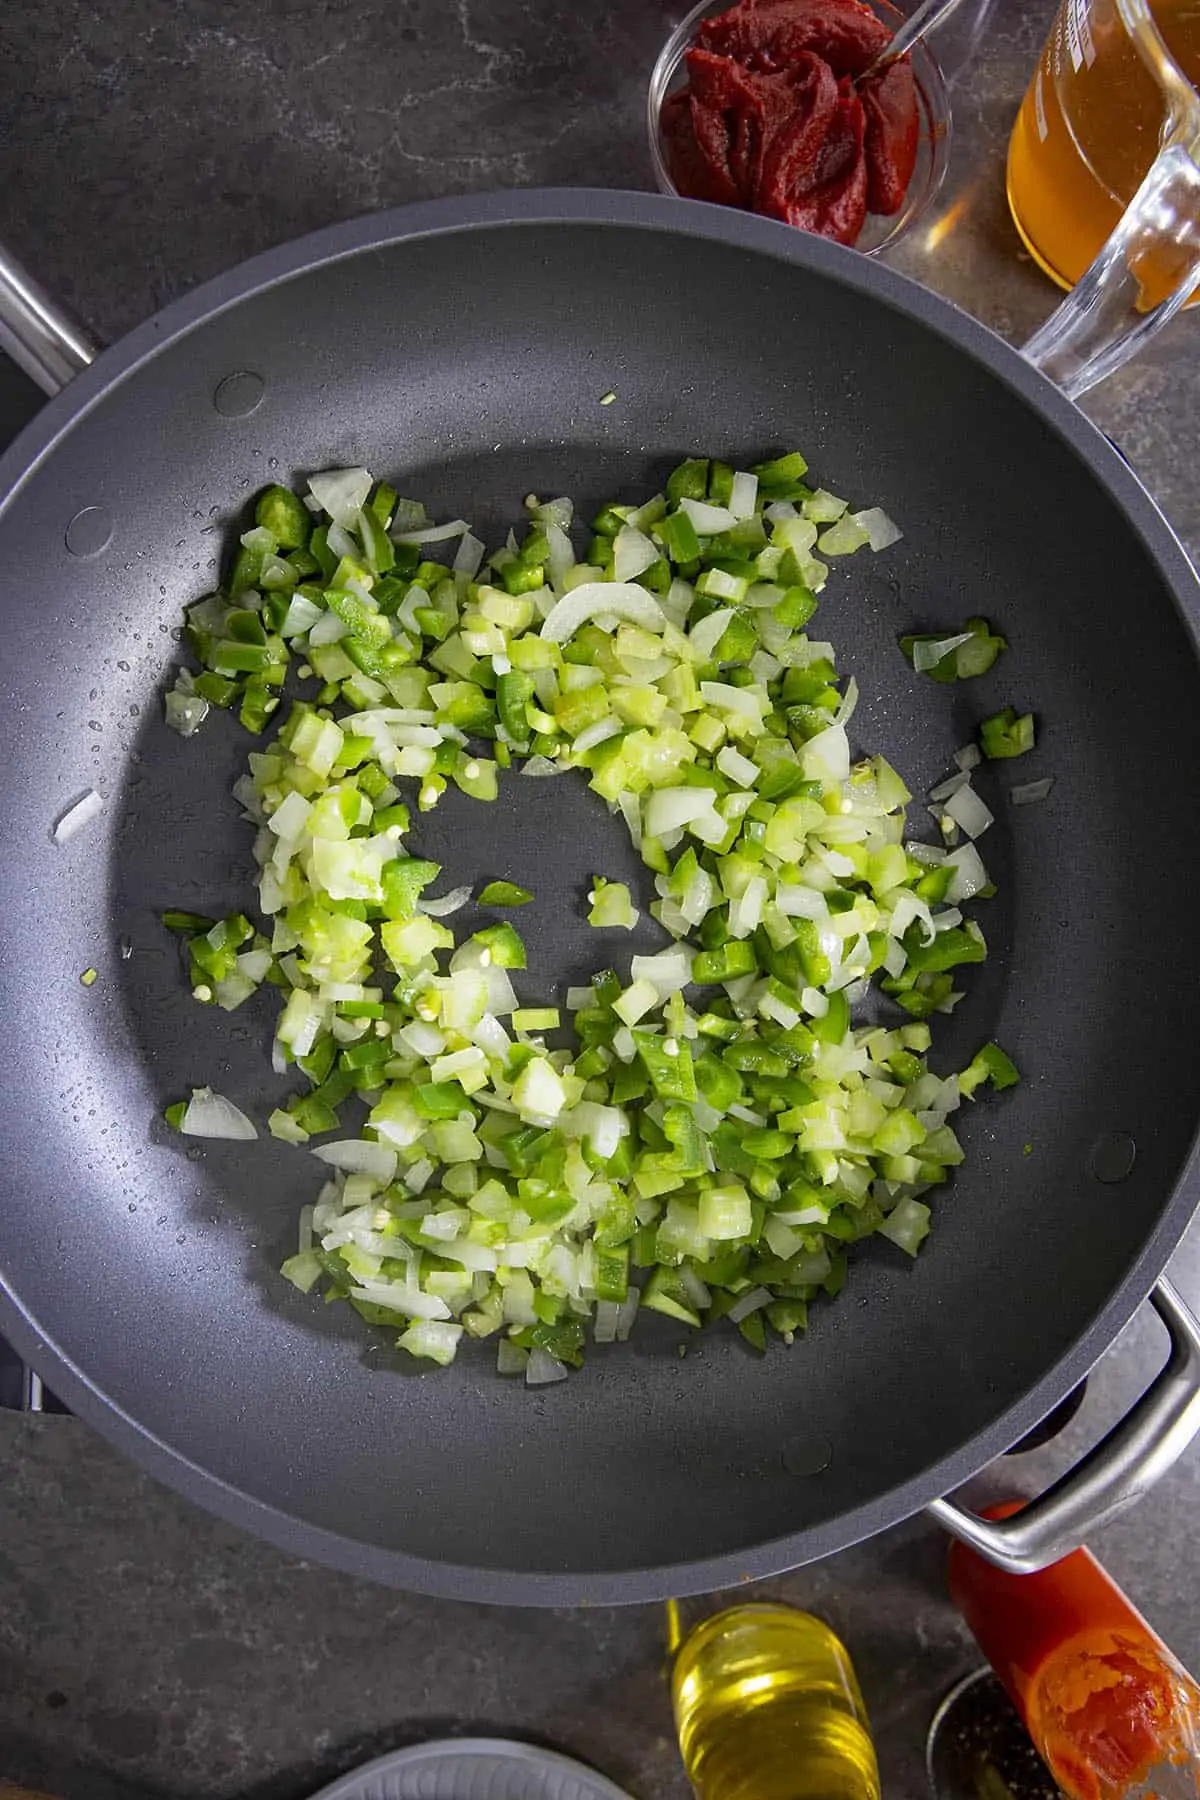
<box><xmin>2</xmin><ymin>187</ymin><xmax>1198</xmax><ymax>1604</ymax></box>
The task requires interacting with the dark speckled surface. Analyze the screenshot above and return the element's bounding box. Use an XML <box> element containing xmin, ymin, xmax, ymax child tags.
<box><xmin>1</xmin><ymin>1</ymin><xmax>1199</xmax><ymax>1797</ymax></box>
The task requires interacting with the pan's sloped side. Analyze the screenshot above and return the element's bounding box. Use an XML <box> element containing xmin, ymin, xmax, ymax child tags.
<box><xmin>1</xmin><ymin>194</ymin><xmax>1198</xmax><ymax>1603</ymax></box>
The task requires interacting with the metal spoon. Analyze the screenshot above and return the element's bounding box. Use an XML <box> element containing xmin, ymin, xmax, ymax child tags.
<box><xmin>856</xmin><ymin>0</ymin><xmax>968</xmax><ymax>83</ymax></box>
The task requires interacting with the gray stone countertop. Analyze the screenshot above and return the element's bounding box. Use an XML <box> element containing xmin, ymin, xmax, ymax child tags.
<box><xmin>1</xmin><ymin>1</ymin><xmax>1198</xmax><ymax>1797</ymax></box>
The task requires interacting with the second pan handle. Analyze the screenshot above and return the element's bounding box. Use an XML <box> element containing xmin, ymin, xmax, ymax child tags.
<box><xmin>0</xmin><ymin>244</ymin><xmax>98</xmax><ymax>397</ymax></box>
<box><xmin>928</xmin><ymin>1280</ymin><xmax>1200</xmax><ymax>1573</ymax></box>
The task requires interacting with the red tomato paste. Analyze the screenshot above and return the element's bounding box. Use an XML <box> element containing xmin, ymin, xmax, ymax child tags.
<box><xmin>661</xmin><ymin>0</ymin><xmax>920</xmax><ymax>245</ymax></box>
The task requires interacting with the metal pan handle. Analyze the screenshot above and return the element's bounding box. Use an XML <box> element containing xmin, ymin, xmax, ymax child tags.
<box><xmin>0</xmin><ymin>244</ymin><xmax>97</xmax><ymax>397</ymax></box>
<box><xmin>928</xmin><ymin>1279</ymin><xmax>1200</xmax><ymax>1573</ymax></box>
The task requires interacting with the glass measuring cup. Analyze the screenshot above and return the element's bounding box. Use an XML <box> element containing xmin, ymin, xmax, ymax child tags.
<box><xmin>1009</xmin><ymin>0</ymin><xmax>1200</xmax><ymax>396</ymax></box>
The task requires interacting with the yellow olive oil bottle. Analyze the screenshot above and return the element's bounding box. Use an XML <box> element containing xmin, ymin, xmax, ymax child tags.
<box><xmin>672</xmin><ymin>1605</ymin><xmax>881</xmax><ymax>1800</ymax></box>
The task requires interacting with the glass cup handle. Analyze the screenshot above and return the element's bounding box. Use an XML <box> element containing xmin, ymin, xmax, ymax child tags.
<box><xmin>1022</xmin><ymin>135</ymin><xmax>1200</xmax><ymax>399</ymax></box>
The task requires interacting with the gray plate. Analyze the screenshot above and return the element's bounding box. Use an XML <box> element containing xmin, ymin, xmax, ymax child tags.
<box><xmin>309</xmin><ymin>1738</ymin><xmax>639</xmax><ymax>1800</ymax></box>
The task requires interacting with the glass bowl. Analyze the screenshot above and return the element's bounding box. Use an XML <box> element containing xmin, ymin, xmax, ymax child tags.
<box><xmin>647</xmin><ymin>0</ymin><xmax>953</xmax><ymax>256</ymax></box>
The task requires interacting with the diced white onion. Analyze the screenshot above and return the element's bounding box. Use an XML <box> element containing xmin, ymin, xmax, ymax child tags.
<box><xmin>593</xmin><ymin>1300</ymin><xmax>621</xmax><ymax>1343</ymax></box>
<box><xmin>929</xmin><ymin>770</ymin><xmax>969</xmax><ymax>803</ymax></box>
<box><xmin>453</xmin><ymin>531</ymin><xmax>485</xmax><ymax>581</ymax></box>
<box><xmin>165</xmin><ymin>688</ymin><xmax>210</xmax><ymax>738</ymax></box>
<box><xmin>497</xmin><ymin>1339</ymin><xmax>529</xmax><ymax>1375</ymax></box>
<box><xmin>716</xmin><ymin>746</ymin><xmax>759</xmax><ymax>788</ymax></box>
<box><xmin>308</xmin><ymin>467</ymin><xmax>372</xmax><ymax>527</ymax></box>
<box><xmin>883</xmin><ymin>939</ymin><xmax>908</xmax><ymax>978</ymax></box>
<box><xmin>729</xmin><ymin>471</ymin><xmax>759</xmax><ymax>519</ymax></box>
<box><xmin>521</xmin><ymin>754</ymin><xmax>562</xmax><ymax>777</ymax></box>
<box><xmin>760</xmin><ymin>992</ymin><xmax>800</xmax><ymax>1030</ymax></box>
<box><xmin>393</xmin><ymin>519</ymin><xmax>471</xmax><ymax>545</ymax></box>
<box><xmin>351</xmin><ymin>1282</ymin><xmax>451</xmax><ymax>1321</ymax></box>
<box><xmin>680</xmin><ymin>866</ymin><xmax>715</xmax><ymax>925</ymax></box>
<box><xmin>404</xmin><ymin>1159</ymin><xmax>435</xmax><ymax>1195</ymax></box>
<box><xmin>821</xmin><ymin>850</ymin><xmax>856</xmax><ymax>878</ymax></box>
<box><xmin>546</xmin><ymin>523</ymin><xmax>576</xmax><ymax>591</ymax></box>
<box><xmin>688</xmin><ymin>608</ymin><xmax>734</xmax><ymax>661</ymax></box>
<box><xmin>54</xmin><ymin>790</ymin><xmax>104</xmax><ymax>844</ymax></box>
<box><xmin>1011</xmin><ymin>777</ymin><xmax>1055</xmax><ymax>806</ymax></box>
<box><xmin>790</xmin><ymin>638</ymin><xmax>836</xmax><ymax>667</ymax></box>
<box><xmin>308</xmin><ymin>609</ymin><xmax>348</xmax><ymax>645</ymax></box>
<box><xmin>728</xmin><ymin>1286</ymin><xmax>772</xmax><ymax>1323</ymax></box>
<box><xmin>419</xmin><ymin>885</ymin><xmax>472</xmax><ymax>918</ymax></box>
<box><xmin>679</xmin><ymin>497</ymin><xmax>737</xmax><ymax>534</ymax></box>
<box><xmin>398</xmin><ymin>1020</ymin><xmax>446</xmax><ymax>1057</ymax></box>
<box><xmin>484</xmin><ymin>967</ymin><xmax>518</xmax><ymax>1015</ymax></box>
<box><xmin>944</xmin><ymin>842</ymin><xmax>989</xmax><ymax>903</ymax></box>
<box><xmin>662</xmin><ymin>577</ymin><xmax>695</xmax><ymax>627</ymax></box>
<box><xmin>180</xmin><ymin>1087</ymin><xmax>258</xmax><ymax>1141</ymax></box>
<box><xmin>630</xmin><ymin>948</ymin><xmax>692</xmax><ymax>996</ymax></box>
<box><xmin>573</xmin><ymin>718</ymin><xmax>622</xmax><ymax>753</ymax></box>
<box><xmin>889</xmin><ymin>891</ymin><xmax>935</xmax><ymax>945</ymax></box>
<box><xmin>312</xmin><ymin>1140</ymin><xmax>398</xmax><ymax>1182</ymax></box>
<box><xmin>530</xmin><ymin>495</ymin><xmax>574</xmax><ymax>530</ymax></box>
<box><xmin>678</xmin><ymin>1265</ymin><xmax>712</xmax><ymax>1311</ymax></box>
<box><xmin>775</xmin><ymin>884</ymin><xmax>829</xmax><ymax>920</ymax></box>
<box><xmin>645</xmin><ymin>786</ymin><xmax>718</xmax><ymax>837</ymax></box>
<box><xmin>728</xmin><ymin>876</ymin><xmax>766</xmax><ymax>938</ymax></box>
<box><xmin>906</xmin><ymin>841</ymin><xmax>945</xmax><ymax>866</ymax></box>
<box><xmin>613</xmin><ymin>526</ymin><xmax>660</xmax><ymax>583</ymax></box>
<box><xmin>834</xmin><ymin>675</ymin><xmax>859</xmax><ymax>729</ymax></box>
<box><xmin>526</xmin><ymin>1347</ymin><xmax>569</xmax><ymax>1386</ymax></box>
<box><xmin>700</xmin><ymin>681</ymin><xmax>764</xmax><ymax>721</ymax></box>
<box><xmin>913</xmin><ymin>633</ymin><xmax>973</xmax><ymax>673</ymax></box>
<box><xmin>851</xmin><ymin>507</ymin><xmax>903</xmax><ymax>551</ymax></box>
<box><xmin>802</xmin><ymin>722</ymin><xmax>850</xmax><ymax>782</ymax></box>
<box><xmin>944</xmin><ymin>783</ymin><xmax>994</xmax><ymax>840</ymax></box>
<box><xmin>540</xmin><ymin>582</ymin><xmax>666</xmax><ymax>642</ymax></box>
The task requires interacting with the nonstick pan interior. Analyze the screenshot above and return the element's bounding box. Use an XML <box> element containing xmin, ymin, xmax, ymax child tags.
<box><xmin>1</xmin><ymin>194</ymin><xmax>1198</xmax><ymax>1603</ymax></box>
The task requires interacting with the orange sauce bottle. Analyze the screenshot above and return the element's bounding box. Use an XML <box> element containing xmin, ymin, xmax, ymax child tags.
<box><xmin>948</xmin><ymin>1510</ymin><xmax>1200</xmax><ymax>1799</ymax></box>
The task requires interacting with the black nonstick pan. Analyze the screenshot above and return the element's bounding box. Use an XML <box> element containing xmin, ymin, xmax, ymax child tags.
<box><xmin>1</xmin><ymin>191</ymin><xmax>1199</xmax><ymax>1604</ymax></box>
